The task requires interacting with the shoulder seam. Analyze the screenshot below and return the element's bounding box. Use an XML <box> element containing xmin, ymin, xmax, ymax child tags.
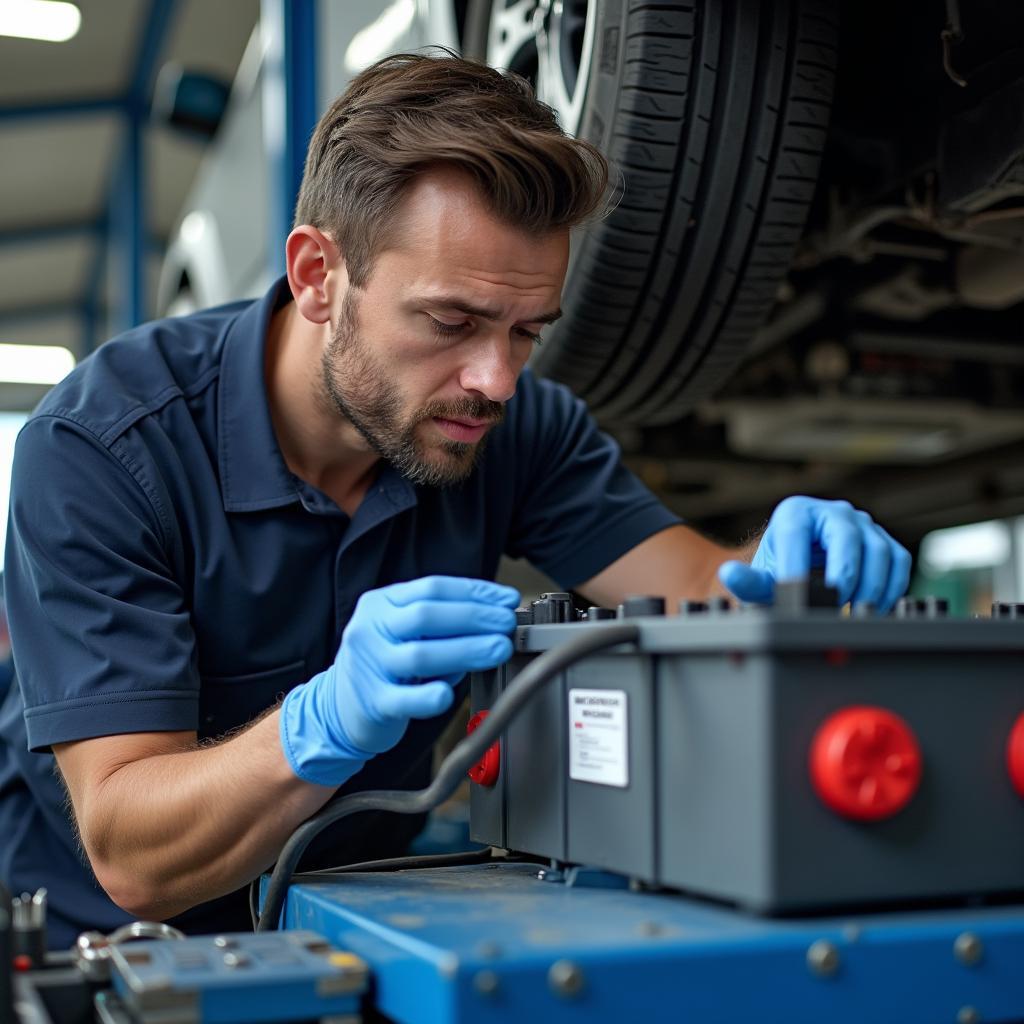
<box><xmin>96</xmin><ymin>382</ymin><xmax>183</xmax><ymax>446</ymax></box>
<box><xmin>22</xmin><ymin>413</ymin><xmax>174</xmax><ymax>546</ymax></box>
<box><xmin>181</xmin><ymin>364</ymin><xmax>220</xmax><ymax>402</ymax></box>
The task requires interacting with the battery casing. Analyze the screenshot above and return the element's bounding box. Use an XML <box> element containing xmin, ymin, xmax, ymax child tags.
<box><xmin>470</xmin><ymin>607</ymin><xmax>1024</xmax><ymax>912</ymax></box>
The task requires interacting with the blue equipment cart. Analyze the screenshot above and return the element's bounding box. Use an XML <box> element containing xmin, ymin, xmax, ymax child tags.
<box><xmin>272</xmin><ymin>861</ymin><xmax>1024</xmax><ymax>1023</ymax></box>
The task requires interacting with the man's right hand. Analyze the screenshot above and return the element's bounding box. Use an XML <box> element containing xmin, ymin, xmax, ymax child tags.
<box><xmin>279</xmin><ymin>576</ymin><xmax>520</xmax><ymax>787</ymax></box>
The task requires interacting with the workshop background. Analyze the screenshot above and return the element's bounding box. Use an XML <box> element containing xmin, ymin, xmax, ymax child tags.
<box><xmin>2</xmin><ymin>0</ymin><xmax>1024</xmax><ymax>641</ymax></box>
<box><xmin>3</xmin><ymin>5</ymin><xmax>1024</xmax><ymax>1022</ymax></box>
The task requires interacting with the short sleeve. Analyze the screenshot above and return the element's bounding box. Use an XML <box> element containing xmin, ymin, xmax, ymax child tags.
<box><xmin>5</xmin><ymin>415</ymin><xmax>199</xmax><ymax>752</ymax></box>
<box><xmin>502</xmin><ymin>372</ymin><xmax>681</xmax><ymax>588</ymax></box>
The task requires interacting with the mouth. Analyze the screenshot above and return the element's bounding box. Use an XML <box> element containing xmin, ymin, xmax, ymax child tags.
<box><xmin>431</xmin><ymin>416</ymin><xmax>493</xmax><ymax>444</ymax></box>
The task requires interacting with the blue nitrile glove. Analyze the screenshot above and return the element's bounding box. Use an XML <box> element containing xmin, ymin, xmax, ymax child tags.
<box><xmin>717</xmin><ymin>496</ymin><xmax>912</xmax><ymax>612</ymax></box>
<box><xmin>279</xmin><ymin>576</ymin><xmax>520</xmax><ymax>786</ymax></box>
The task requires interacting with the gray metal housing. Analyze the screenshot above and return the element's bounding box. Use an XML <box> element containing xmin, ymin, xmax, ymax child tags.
<box><xmin>471</xmin><ymin>608</ymin><xmax>1024</xmax><ymax>912</ymax></box>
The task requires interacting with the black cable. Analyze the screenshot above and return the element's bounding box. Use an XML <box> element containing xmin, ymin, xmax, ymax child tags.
<box><xmin>248</xmin><ymin>848</ymin><xmax>499</xmax><ymax>929</ymax></box>
<box><xmin>256</xmin><ymin>623</ymin><xmax>639</xmax><ymax>931</ymax></box>
<box><xmin>295</xmin><ymin>846</ymin><xmax>498</xmax><ymax>880</ymax></box>
<box><xmin>249</xmin><ymin>875</ymin><xmax>260</xmax><ymax>932</ymax></box>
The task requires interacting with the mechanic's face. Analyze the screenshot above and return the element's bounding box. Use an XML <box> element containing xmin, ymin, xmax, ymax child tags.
<box><xmin>321</xmin><ymin>169</ymin><xmax>569</xmax><ymax>486</ymax></box>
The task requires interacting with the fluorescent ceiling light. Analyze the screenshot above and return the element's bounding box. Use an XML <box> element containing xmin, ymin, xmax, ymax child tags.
<box><xmin>0</xmin><ymin>1</ymin><xmax>81</xmax><ymax>43</ymax></box>
<box><xmin>0</xmin><ymin>343</ymin><xmax>75</xmax><ymax>385</ymax></box>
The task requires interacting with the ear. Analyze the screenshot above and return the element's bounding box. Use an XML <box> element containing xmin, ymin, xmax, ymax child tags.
<box><xmin>285</xmin><ymin>225</ymin><xmax>347</xmax><ymax>325</ymax></box>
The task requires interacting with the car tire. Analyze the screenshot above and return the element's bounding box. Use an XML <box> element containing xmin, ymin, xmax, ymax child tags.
<box><xmin>464</xmin><ymin>0</ymin><xmax>837</xmax><ymax>424</ymax></box>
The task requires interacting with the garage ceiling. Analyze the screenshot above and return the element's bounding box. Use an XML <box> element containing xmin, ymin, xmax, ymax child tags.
<box><xmin>0</xmin><ymin>0</ymin><xmax>259</xmax><ymax>380</ymax></box>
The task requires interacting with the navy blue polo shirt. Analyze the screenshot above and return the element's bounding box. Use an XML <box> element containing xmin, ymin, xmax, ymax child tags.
<box><xmin>0</xmin><ymin>278</ymin><xmax>679</xmax><ymax>948</ymax></box>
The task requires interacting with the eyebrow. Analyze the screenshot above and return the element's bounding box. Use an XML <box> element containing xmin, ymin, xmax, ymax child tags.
<box><xmin>414</xmin><ymin>294</ymin><xmax>563</xmax><ymax>325</ymax></box>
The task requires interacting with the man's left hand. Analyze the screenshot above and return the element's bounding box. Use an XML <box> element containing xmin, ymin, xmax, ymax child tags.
<box><xmin>717</xmin><ymin>496</ymin><xmax>912</xmax><ymax>612</ymax></box>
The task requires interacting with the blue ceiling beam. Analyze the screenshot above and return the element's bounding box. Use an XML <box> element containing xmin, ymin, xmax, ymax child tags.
<box><xmin>0</xmin><ymin>221</ymin><xmax>165</xmax><ymax>253</ymax></box>
<box><xmin>108</xmin><ymin>116</ymin><xmax>145</xmax><ymax>335</ymax></box>
<box><xmin>0</xmin><ymin>2</ymin><xmax>181</xmax><ymax>358</ymax></box>
<box><xmin>80</xmin><ymin>232</ymin><xmax>106</xmax><ymax>356</ymax></box>
<box><xmin>0</xmin><ymin>96</ymin><xmax>125</xmax><ymax>122</ymax></box>
<box><xmin>129</xmin><ymin>0</ymin><xmax>180</xmax><ymax>109</ymax></box>
<box><xmin>0</xmin><ymin>302</ymin><xmax>90</xmax><ymax>329</ymax></box>
<box><xmin>0</xmin><ymin>220</ymin><xmax>103</xmax><ymax>248</ymax></box>
<box><xmin>92</xmin><ymin>0</ymin><xmax>180</xmax><ymax>341</ymax></box>
<box><xmin>262</xmin><ymin>0</ymin><xmax>319</xmax><ymax>279</ymax></box>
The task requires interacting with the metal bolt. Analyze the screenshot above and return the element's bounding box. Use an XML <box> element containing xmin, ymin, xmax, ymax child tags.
<box><xmin>842</xmin><ymin>924</ymin><xmax>862</xmax><ymax>943</ymax></box>
<box><xmin>954</xmin><ymin>932</ymin><xmax>983</xmax><ymax>967</ymax></box>
<box><xmin>438</xmin><ymin>954</ymin><xmax>459</xmax><ymax>979</ymax></box>
<box><xmin>638</xmin><ymin>920</ymin><xmax>663</xmax><ymax>937</ymax></box>
<box><xmin>548</xmin><ymin>959</ymin><xmax>585</xmax><ymax>998</ymax></box>
<box><xmin>477</xmin><ymin>941</ymin><xmax>502</xmax><ymax>960</ymax></box>
<box><xmin>473</xmin><ymin>970</ymin><xmax>500</xmax><ymax>997</ymax></box>
<box><xmin>957</xmin><ymin>1006</ymin><xmax>980</xmax><ymax>1024</ymax></box>
<box><xmin>806</xmin><ymin>939</ymin><xmax>841</xmax><ymax>978</ymax></box>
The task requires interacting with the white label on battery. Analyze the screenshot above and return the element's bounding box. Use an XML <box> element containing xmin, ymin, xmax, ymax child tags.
<box><xmin>568</xmin><ymin>688</ymin><xmax>628</xmax><ymax>788</ymax></box>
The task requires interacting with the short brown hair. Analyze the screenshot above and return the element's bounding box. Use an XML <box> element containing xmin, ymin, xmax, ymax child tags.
<box><xmin>294</xmin><ymin>51</ymin><xmax>609</xmax><ymax>286</ymax></box>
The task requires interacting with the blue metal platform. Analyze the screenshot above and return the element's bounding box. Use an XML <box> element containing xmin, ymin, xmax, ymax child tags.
<box><xmin>269</xmin><ymin>862</ymin><xmax>1024</xmax><ymax>1023</ymax></box>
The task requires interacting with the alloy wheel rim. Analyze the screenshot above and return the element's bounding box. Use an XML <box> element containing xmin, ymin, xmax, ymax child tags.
<box><xmin>484</xmin><ymin>0</ymin><xmax>595</xmax><ymax>136</ymax></box>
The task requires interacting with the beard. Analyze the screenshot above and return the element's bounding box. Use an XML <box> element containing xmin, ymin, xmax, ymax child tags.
<box><xmin>320</xmin><ymin>291</ymin><xmax>505</xmax><ymax>487</ymax></box>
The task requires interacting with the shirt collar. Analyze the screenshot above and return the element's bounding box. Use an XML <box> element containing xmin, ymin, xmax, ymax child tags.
<box><xmin>217</xmin><ymin>276</ymin><xmax>305</xmax><ymax>512</ymax></box>
<box><xmin>216</xmin><ymin>276</ymin><xmax>419</xmax><ymax>521</ymax></box>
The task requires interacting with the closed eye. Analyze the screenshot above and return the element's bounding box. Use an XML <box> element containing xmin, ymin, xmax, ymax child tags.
<box><xmin>427</xmin><ymin>316</ymin><xmax>543</xmax><ymax>346</ymax></box>
<box><xmin>428</xmin><ymin>316</ymin><xmax>467</xmax><ymax>337</ymax></box>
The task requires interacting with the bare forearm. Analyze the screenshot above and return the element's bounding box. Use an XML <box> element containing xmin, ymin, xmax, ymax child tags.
<box><xmin>579</xmin><ymin>523</ymin><xmax>760</xmax><ymax>608</ymax></box>
<box><xmin>81</xmin><ymin>710</ymin><xmax>333</xmax><ymax>920</ymax></box>
<box><xmin>706</xmin><ymin>529</ymin><xmax>761</xmax><ymax>597</ymax></box>
<box><xmin>681</xmin><ymin>526</ymin><xmax>754</xmax><ymax>600</ymax></box>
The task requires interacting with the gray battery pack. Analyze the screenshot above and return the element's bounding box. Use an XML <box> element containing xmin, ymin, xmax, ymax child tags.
<box><xmin>469</xmin><ymin>592</ymin><xmax>1024</xmax><ymax>913</ymax></box>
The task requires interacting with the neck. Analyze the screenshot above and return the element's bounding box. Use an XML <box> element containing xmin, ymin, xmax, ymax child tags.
<box><xmin>264</xmin><ymin>301</ymin><xmax>380</xmax><ymax>516</ymax></box>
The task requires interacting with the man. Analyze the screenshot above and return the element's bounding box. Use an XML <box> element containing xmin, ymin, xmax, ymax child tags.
<box><xmin>0</xmin><ymin>53</ymin><xmax>910</xmax><ymax>949</ymax></box>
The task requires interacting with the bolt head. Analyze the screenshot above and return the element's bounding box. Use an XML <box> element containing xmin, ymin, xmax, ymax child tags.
<box><xmin>954</xmin><ymin>932</ymin><xmax>984</xmax><ymax>967</ymax></box>
<box><xmin>957</xmin><ymin>1006</ymin><xmax>980</xmax><ymax>1024</ymax></box>
<box><xmin>473</xmin><ymin>970</ymin><xmax>500</xmax><ymax>997</ymax></box>
<box><xmin>548</xmin><ymin>959</ymin><xmax>585</xmax><ymax>998</ymax></box>
<box><xmin>806</xmin><ymin>939</ymin><xmax>840</xmax><ymax>978</ymax></box>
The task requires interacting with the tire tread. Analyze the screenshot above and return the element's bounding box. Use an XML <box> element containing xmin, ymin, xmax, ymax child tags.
<box><xmin>533</xmin><ymin>0</ymin><xmax>837</xmax><ymax>423</ymax></box>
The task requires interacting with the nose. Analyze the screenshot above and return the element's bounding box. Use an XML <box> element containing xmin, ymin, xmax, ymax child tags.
<box><xmin>458</xmin><ymin>332</ymin><xmax>522</xmax><ymax>404</ymax></box>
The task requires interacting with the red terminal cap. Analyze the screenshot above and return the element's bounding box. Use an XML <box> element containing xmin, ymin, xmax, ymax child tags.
<box><xmin>1007</xmin><ymin>712</ymin><xmax>1024</xmax><ymax>799</ymax></box>
<box><xmin>810</xmin><ymin>706</ymin><xmax>922</xmax><ymax>821</ymax></box>
<box><xmin>12</xmin><ymin>954</ymin><xmax>33</xmax><ymax>972</ymax></box>
<box><xmin>467</xmin><ymin>710</ymin><xmax>500</xmax><ymax>787</ymax></box>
